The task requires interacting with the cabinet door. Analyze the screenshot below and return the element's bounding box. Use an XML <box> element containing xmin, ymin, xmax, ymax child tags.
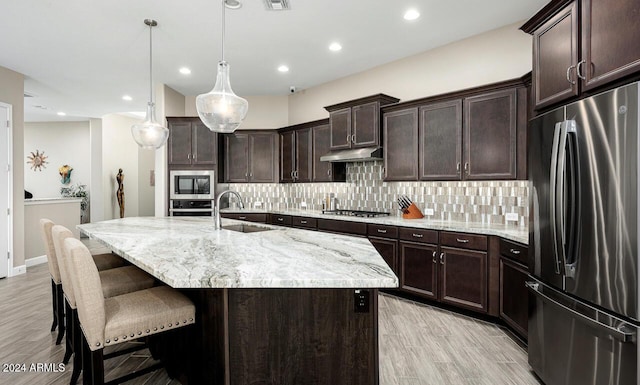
<box><xmin>369</xmin><ymin>237</ymin><xmax>398</xmax><ymax>276</ymax></box>
<box><xmin>312</xmin><ymin>124</ymin><xmax>332</xmax><ymax>182</ymax></box>
<box><xmin>581</xmin><ymin>0</ymin><xmax>640</xmax><ymax>91</ymax></box>
<box><xmin>352</xmin><ymin>102</ymin><xmax>379</xmax><ymax>148</ymax></box>
<box><xmin>419</xmin><ymin>100</ymin><xmax>462</xmax><ymax>180</ymax></box>
<box><xmin>295</xmin><ymin>127</ymin><xmax>312</xmax><ymax>182</ymax></box>
<box><xmin>249</xmin><ymin>133</ymin><xmax>278</xmax><ymax>183</ymax></box>
<box><xmin>192</xmin><ymin>121</ymin><xmax>217</xmax><ymax>165</ymax></box>
<box><xmin>168</xmin><ymin>121</ymin><xmax>193</xmax><ymax>166</ymax></box>
<box><xmin>533</xmin><ymin>1</ymin><xmax>579</xmax><ymax>108</ymax></box>
<box><xmin>440</xmin><ymin>246</ymin><xmax>487</xmax><ymax>313</ymax></box>
<box><xmin>464</xmin><ymin>89</ymin><xmax>517</xmax><ymax>180</ymax></box>
<box><xmin>383</xmin><ymin>108</ymin><xmax>419</xmax><ymax>181</ymax></box>
<box><xmin>500</xmin><ymin>258</ymin><xmax>529</xmax><ymax>339</ymax></box>
<box><xmin>400</xmin><ymin>241</ymin><xmax>438</xmax><ymax>300</ymax></box>
<box><xmin>329</xmin><ymin>108</ymin><xmax>351</xmax><ymax>150</ymax></box>
<box><xmin>225</xmin><ymin>134</ymin><xmax>249</xmax><ymax>182</ymax></box>
<box><xmin>280</xmin><ymin>131</ymin><xmax>295</xmax><ymax>183</ymax></box>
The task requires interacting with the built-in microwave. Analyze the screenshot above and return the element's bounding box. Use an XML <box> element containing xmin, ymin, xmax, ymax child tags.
<box><xmin>169</xmin><ymin>170</ymin><xmax>215</xmax><ymax>200</ymax></box>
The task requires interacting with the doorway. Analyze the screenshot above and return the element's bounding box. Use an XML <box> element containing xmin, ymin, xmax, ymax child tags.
<box><xmin>0</xmin><ymin>102</ymin><xmax>12</xmax><ymax>279</ymax></box>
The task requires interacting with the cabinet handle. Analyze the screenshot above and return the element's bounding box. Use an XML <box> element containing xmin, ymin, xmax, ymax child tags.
<box><xmin>412</xmin><ymin>233</ymin><xmax>423</xmax><ymax>238</ymax></box>
<box><xmin>277</xmin><ymin>217</ymin><xmax>284</xmax><ymax>222</ymax></box>
<box><xmin>346</xmin><ymin>134</ymin><xmax>351</xmax><ymax>144</ymax></box>
<box><xmin>377</xmin><ymin>229</ymin><xmax>387</xmax><ymax>234</ymax></box>
<box><xmin>187</xmin><ymin>154</ymin><xmax>191</xmax><ymax>160</ymax></box>
<box><xmin>249</xmin><ymin>173</ymin><xmax>253</xmax><ymax>178</ymax></box>
<box><xmin>456</xmin><ymin>238</ymin><xmax>470</xmax><ymax>243</ymax></box>
<box><xmin>464</xmin><ymin>162</ymin><xmax>469</xmax><ymax>175</ymax></box>
<box><xmin>440</xmin><ymin>252</ymin><xmax>445</xmax><ymax>265</ymax></box>
<box><xmin>456</xmin><ymin>162</ymin><xmax>461</xmax><ymax>174</ymax></box>
<box><xmin>300</xmin><ymin>220</ymin><xmax>308</xmax><ymax>224</ymax></box>
<box><xmin>432</xmin><ymin>251</ymin><xmax>437</xmax><ymax>263</ymax></box>
<box><xmin>295</xmin><ymin>170</ymin><xmax>299</xmax><ymax>178</ymax></box>
<box><xmin>238</xmin><ymin>216</ymin><xmax>246</xmax><ymax>220</ymax></box>
<box><xmin>327</xmin><ymin>168</ymin><xmax>331</xmax><ymax>176</ymax></box>
<box><xmin>509</xmin><ymin>248</ymin><xmax>521</xmax><ymax>255</ymax></box>
<box><xmin>193</xmin><ymin>154</ymin><xmax>197</xmax><ymax>161</ymax></box>
<box><xmin>576</xmin><ymin>60</ymin><xmax>587</xmax><ymax>80</ymax></box>
<box><xmin>351</xmin><ymin>134</ymin><xmax>356</xmax><ymax>144</ymax></box>
<box><xmin>566</xmin><ymin>64</ymin><xmax>577</xmax><ymax>85</ymax></box>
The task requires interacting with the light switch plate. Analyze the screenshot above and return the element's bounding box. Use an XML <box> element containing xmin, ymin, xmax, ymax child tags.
<box><xmin>505</xmin><ymin>212</ymin><xmax>519</xmax><ymax>222</ymax></box>
<box><xmin>424</xmin><ymin>208</ymin><xmax>434</xmax><ymax>216</ymax></box>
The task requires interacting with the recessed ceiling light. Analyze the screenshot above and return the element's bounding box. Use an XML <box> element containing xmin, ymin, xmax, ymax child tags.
<box><xmin>224</xmin><ymin>0</ymin><xmax>242</xmax><ymax>9</ymax></box>
<box><xmin>122</xmin><ymin>95</ymin><xmax>133</xmax><ymax>101</ymax></box>
<box><xmin>329</xmin><ymin>42</ymin><xmax>342</xmax><ymax>52</ymax></box>
<box><xmin>179</xmin><ymin>67</ymin><xmax>191</xmax><ymax>75</ymax></box>
<box><xmin>57</xmin><ymin>112</ymin><xmax>66</xmax><ymax>116</ymax></box>
<box><xmin>278</xmin><ymin>65</ymin><xmax>290</xmax><ymax>73</ymax></box>
<box><xmin>403</xmin><ymin>9</ymin><xmax>420</xmax><ymax>21</ymax></box>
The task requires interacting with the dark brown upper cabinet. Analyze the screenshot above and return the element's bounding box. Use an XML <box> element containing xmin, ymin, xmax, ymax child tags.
<box><xmin>324</xmin><ymin>94</ymin><xmax>399</xmax><ymax>151</ymax></box>
<box><xmin>382</xmin><ymin>78</ymin><xmax>526</xmax><ymax>182</ymax></box>
<box><xmin>223</xmin><ymin>131</ymin><xmax>278</xmax><ymax>183</ymax></box>
<box><xmin>383</xmin><ymin>108</ymin><xmax>419</xmax><ymax>181</ymax></box>
<box><xmin>419</xmin><ymin>100</ymin><xmax>462</xmax><ymax>180</ymax></box>
<box><xmin>312</xmin><ymin>123</ymin><xmax>346</xmax><ymax>182</ymax></box>
<box><xmin>167</xmin><ymin>117</ymin><xmax>217</xmax><ymax>168</ymax></box>
<box><xmin>522</xmin><ymin>0</ymin><xmax>640</xmax><ymax>110</ymax></box>
<box><xmin>463</xmin><ymin>89</ymin><xmax>517</xmax><ymax>180</ymax></box>
<box><xmin>280</xmin><ymin>127</ymin><xmax>312</xmax><ymax>183</ymax></box>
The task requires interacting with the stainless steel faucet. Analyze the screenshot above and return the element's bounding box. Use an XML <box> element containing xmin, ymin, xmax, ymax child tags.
<box><xmin>214</xmin><ymin>190</ymin><xmax>244</xmax><ymax>229</ymax></box>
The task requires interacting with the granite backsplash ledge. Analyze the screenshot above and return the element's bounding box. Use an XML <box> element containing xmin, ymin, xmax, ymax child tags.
<box><xmin>224</xmin><ymin>161</ymin><xmax>529</xmax><ymax>227</ymax></box>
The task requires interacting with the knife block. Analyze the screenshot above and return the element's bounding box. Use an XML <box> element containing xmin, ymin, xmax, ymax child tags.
<box><xmin>402</xmin><ymin>203</ymin><xmax>424</xmax><ymax>219</ymax></box>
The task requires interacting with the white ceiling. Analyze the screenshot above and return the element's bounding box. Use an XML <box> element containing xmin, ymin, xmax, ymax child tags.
<box><xmin>0</xmin><ymin>0</ymin><xmax>546</xmax><ymax>122</ymax></box>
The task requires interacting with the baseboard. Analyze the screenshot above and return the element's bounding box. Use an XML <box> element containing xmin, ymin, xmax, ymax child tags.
<box><xmin>10</xmin><ymin>264</ymin><xmax>26</xmax><ymax>276</ymax></box>
<box><xmin>25</xmin><ymin>255</ymin><xmax>48</xmax><ymax>267</ymax></box>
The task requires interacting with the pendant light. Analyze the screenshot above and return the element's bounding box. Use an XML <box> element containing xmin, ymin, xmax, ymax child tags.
<box><xmin>131</xmin><ymin>19</ymin><xmax>169</xmax><ymax>149</ymax></box>
<box><xmin>196</xmin><ymin>0</ymin><xmax>248</xmax><ymax>133</ymax></box>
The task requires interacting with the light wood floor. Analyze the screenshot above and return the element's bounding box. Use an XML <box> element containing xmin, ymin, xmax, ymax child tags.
<box><xmin>0</xmin><ymin>244</ymin><xmax>540</xmax><ymax>385</ymax></box>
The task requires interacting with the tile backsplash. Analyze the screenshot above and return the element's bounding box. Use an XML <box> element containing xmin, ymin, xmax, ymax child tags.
<box><xmin>224</xmin><ymin>161</ymin><xmax>528</xmax><ymax>227</ymax></box>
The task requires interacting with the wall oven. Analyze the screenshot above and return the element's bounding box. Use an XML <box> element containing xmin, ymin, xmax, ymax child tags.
<box><xmin>169</xmin><ymin>170</ymin><xmax>215</xmax><ymax>216</ymax></box>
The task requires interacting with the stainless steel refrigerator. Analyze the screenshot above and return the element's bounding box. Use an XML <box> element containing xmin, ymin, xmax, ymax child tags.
<box><xmin>528</xmin><ymin>81</ymin><xmax>639</xmax><ymax>385</ymax></box>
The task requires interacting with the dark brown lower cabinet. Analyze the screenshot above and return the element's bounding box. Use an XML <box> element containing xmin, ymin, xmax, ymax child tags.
<box><xmin>220</xmin><ymin>212</ymin><xmax>268</xmax><ymax>223</ymax></box>
<box><xmin>400</xmin><ymin>241</ymin><xmax>438</xmax><ymax>300</ymax></box>
<box><xmin>440</xmin><ymin>246</ymin><xmax>488</xmax><ymax>313</ymax></box>
<box><xmin>369</xmin><ymin>236</ymin><xmax>398</xmax><ymax>276</ymax></box>
<box><xmin>500</xmin><ymin>257</ymin><xmax>529</xmax><ymax>340</ymax></box>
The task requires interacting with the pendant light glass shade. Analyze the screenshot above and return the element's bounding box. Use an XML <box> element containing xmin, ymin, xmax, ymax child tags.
<box><xmin>196</xmin><ymin>1</ymin><xmax>248</xmax><ymax>133</ymax></box>
<box><xmin>131</xmin><ymin>19</ymin><xmax>169</xmax><ymax>149</ymax></box>
<box><xmin>131</xmin><ymin>102</ymin><xmax>169</xmax><ymax>149</ymax></box>
<box><xmin>196</xmin><ymin>61</ymin><xmax>248</xmax><ymax>133</ymax></box>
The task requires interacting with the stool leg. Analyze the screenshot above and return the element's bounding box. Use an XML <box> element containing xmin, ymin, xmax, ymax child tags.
<box><xmin>63</xmin><ymin>300</ymin><xmax>73</xmax><ymax>364</ymax></box>
<box><xmin>81</xmin><ymin>333</ymin><xmax>104</xmax><ymax>385</ymax></box>
<box><xmin>55</xmin><ymin>285</ymin><xmax>65</xmax><ymax>345</ymax></box>
<box><xmin>70</xmin><ymin>309</ymin><xmax>82</xmax><ymax>385</ymax></box>
<box><xmin>51</xmin><ymin>280</ymin><xmax>58</xmax><ymax>332</ymax></box>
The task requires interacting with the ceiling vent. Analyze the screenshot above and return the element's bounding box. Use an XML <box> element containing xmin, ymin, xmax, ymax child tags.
<box><xmin>264</xmin><ymin>0</ymin><xmax>290</xmax><ymax>10</ymax></box>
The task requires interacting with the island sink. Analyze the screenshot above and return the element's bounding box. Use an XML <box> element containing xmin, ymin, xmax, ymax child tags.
<box><xmin>222</xmin><ymin>224</ymin><xmax>272</xmax><ymax>233</ymax></box>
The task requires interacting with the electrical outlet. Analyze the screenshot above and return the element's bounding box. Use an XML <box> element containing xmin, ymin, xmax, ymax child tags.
<box><xmin>354</xmin><ymin>290</ymin><xmax>370</xmax><ymax>313</ymax></box>
<box><xmin>300</xmin><ymin>201</ymin><xmax>307</xmax><ymax>209</ymax></box>
<box><xmin>505</xmin><ymin>212</ymin><xmax>519</xmax><ymax>222</ymax></box>
<box><xmin>254</xmin><ymin>201</ymin><xmax>263</xmax><ymax>208</ymax></box>
<box><xmin>424</xmin><ymin>208</ymin><xmax>434</xmax><ymax>216</ymax></box>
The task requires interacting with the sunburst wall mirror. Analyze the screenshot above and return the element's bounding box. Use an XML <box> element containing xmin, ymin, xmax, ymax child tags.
<box><xmin>27</xmin><ymin>149</ymin><xmax>48</xmax><ymax>171</ymax></box>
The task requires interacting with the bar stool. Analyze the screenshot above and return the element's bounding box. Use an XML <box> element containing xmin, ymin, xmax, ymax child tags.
<box><xmin>63</xmin><ymin>237</ymin><xmax>195</xmax><ymax>385</ymax></box>
<box><xmin>52</xmin><ymin>225</ymin><xmax>156</xmax><ymax>385</ymax></box>
<box><xmin>40</xmin><ymin>219</ymin><xmax>126</xmax><ymax>345</ymax></box>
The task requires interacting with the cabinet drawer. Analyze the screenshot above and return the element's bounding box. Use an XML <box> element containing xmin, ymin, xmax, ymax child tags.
<box><xmin>367</xmin><ymin>224</ymin><xmax>398</xmax><ymax>238</ymax></box>
<box><xmin>499</xmin><ymin>238</ymin><xmax>528</xmax><ymax>266</ymax></box>
<box><xmin>398</xmin><ymin>228</ymin><xmax>438</xmax><ymax>244</ymax></box>
<box><xmin>317</xmin><ymin>219</ymin><xmax>367</xmax><ymax>236</ymax></box>
<box><xmin>292</xmin><ymin>216</ymin><xmax>317</xmax><ymax>229</ymax></box>
<box><xmin>270</xmin><ymin>214</ymin><xmax>292</xmax><ymax>226</ymax></box>
<box><xmin>221</xmin><ymin>213</ymin><xmax>268</xmax><ymax>223</ymax></box>
<box><xmin>440</xmin><ymin>231</ymin><xmax>487</xmax><ymax>251</ymax></box>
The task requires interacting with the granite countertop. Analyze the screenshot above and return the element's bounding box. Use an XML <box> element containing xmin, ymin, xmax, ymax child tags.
<box><xmin>221</xmin><ymin>208</ymin><xmax>529</xmax><ymax>245</ymax></box>
<box><xmin>78</xmin><ymin>217</ymin><xmax>398</xmax><ymax>290</ymax></box>
<box><xmin>24</xmin><ymin>197</ymin><xmax>83</xmax><ymax>205</ymax></box>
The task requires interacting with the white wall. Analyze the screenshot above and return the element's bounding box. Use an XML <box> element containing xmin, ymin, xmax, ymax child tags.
<box><xmin>89</xmin><ymin>118</ymin><xmax>103</xmax><ymax>222</ymax></box>
<box><xmin>24</xmin><ymin>121</ymin><xmax>91</xmax><ymax>198</ymax></box>
<box><xmin>102</xmin><ymin>114</ymin><xmax>141</xmax><ymax>219</ymax></box>
<box><xmin>288</xmin><ymin>22</ymin><xmax>532</xmax><ymax>124</ymax></box>
<box><xmin>185</xmin><ymin>94</ymin><xmax>289</xmax><ymax>129</ymax></box>
<box><xmin>0</xmin><ymin>65</ymin><xmax>25</xmax><ymax>271</ymax></box>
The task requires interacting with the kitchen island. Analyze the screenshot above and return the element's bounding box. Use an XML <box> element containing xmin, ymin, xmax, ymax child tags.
<box><xmin>78</xmin><ymin>217</ymin><xmax>398</xmax><ymax>385</ymax></box>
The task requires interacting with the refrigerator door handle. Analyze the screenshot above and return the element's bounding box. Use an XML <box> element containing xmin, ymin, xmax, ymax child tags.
<box><xmin>526</xmin><ymin>281</ymin><xmax>636</xmax><ymax>342</ymax></box>
<box><xmin>556</xmin><ymin>120</ymin><xmax>577</xmax><ymax>279</ymax></box>
<box><xmin>549</xmin><ymin>122</ymin><xmax>563</xmax><ymax>275</ymax></box>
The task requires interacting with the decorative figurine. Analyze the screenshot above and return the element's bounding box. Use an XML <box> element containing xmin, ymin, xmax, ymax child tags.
<box><xmin>116</xmin><ymin>168</ymin><xmax>125</xmax><ymax>218</ymax></box>
<box><xmin>59</xmin><ymin>164</ymin><xmax>73</xmax><ymax>184</ymax></box>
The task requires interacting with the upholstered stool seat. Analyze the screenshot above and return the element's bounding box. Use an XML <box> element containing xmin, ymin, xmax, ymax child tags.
<box><xmin>64</xmin><ymin>237</ymin><xmax>195</xmax><ymax>385</ymax></box>
<box><xmin>98</xmin><ymin>266</ymin><xmax>155</xmax><ymax>298</ymax></box>
<box><xmin>92</xmin><ymin>253</ymin><xmax>126</xmax><ymax>271</ymax></box>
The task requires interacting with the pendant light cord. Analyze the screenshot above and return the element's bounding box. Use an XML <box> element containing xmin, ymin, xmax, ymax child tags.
<box><xmin>149</xmin><ymin>21</ymin><xmax>154</xmax><ymax>104</ymax></box>
<box><xmin>221</xmin><ymin>0</ymin><xmax>226</xmax><ymax>61</ymax></box>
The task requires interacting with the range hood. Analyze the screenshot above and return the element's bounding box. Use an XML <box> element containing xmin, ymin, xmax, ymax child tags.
<box><xmin>320</xmin><ymin>147</ymin><xmax>383</xmax><ymax>162</ymax></box>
